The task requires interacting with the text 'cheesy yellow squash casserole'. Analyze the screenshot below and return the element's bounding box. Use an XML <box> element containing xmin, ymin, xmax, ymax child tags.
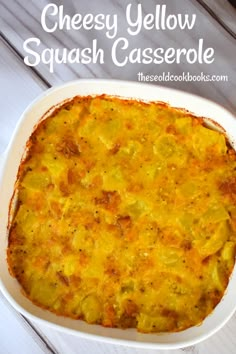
<box><xmin>7</xmin><ymin>95</ymin><xmax>236</xmax><ymax>333</ymax></box>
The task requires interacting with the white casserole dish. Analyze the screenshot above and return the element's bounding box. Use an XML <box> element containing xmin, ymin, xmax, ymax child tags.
<box><xmin>0</xmin><ymin>79</ymin><xmax>236</xmax><ymax>350</ymax></box>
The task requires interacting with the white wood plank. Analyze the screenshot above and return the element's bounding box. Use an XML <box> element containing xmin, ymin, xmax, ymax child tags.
<box><xmin>0</xmin><ymin>0</ymin><xmax>235</xmax><ymax>112</ymax></box>
<box><xmin>197</xmin><ymin>314</ymin><xmax>236</xmax><ymax>354</ymax></box>
<box><xmin>0</xmin><ymin>38</ymin><xmax>46</xmax><ymax>153</ymax></box>
<box><xmin>198</xmin><ymin>0</ymin><xmax>236</xmax><ymax>35</ymax></box>
<box><xmin>0</xmin><ymin>291</ymin><xmax>56</xmax><ymax>354</ymax></box>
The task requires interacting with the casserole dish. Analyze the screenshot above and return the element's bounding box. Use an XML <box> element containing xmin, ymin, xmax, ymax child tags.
<box><xmin>0</xmin><ymin>79</ymin><xmax>236</xmax><ymax>349</ymax></box>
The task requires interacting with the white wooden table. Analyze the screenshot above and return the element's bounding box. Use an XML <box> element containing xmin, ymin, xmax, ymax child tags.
<box><xmin>0</xmin><ymin>1</ymin><xmax>236</xmax><ymax>353</ymax></box>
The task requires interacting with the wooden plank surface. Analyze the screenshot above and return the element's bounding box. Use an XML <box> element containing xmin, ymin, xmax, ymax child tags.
<box><xmin>0</xmin><ymin>37</ymin><xmax>46</xmax><ymax>153</ymax></box>
<box><xmin>197</xmin><ymin>0</ymin><xmax>236</xmax><ymax>37</ymax></box>
<box><xmin>1</xmin><ymin>0</ymin><xmax>235</xmax><ymax>111</ymax></box>
<box><xmin>0</xmin><ymin>288</ymin><xmax>57</xmax><ymax>354</ymax></box>
<box><xmin>0</xmin><ymin>0</ymin><xmax>236</xmax><ymax>353</ymax></box>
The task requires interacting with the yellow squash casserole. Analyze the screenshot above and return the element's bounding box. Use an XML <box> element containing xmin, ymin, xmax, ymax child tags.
<box><xmin>7</xmin><ymin>95</ymin><xmax>236</xmax><ymax>332</ymax></box>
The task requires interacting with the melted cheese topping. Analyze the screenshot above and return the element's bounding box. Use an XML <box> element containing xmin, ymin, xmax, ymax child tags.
<box><xmin>8</xmin><ymin>95</ymin><xmax>236</xmax><ymax>332</ymax></box>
